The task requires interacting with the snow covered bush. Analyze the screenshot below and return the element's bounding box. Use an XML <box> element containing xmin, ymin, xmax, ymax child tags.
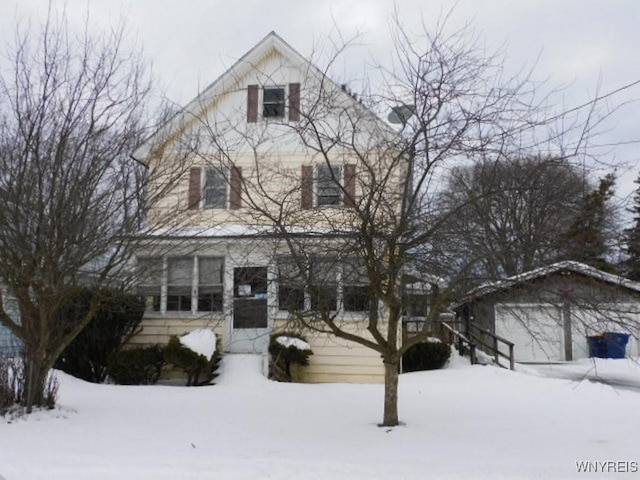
<box><xmin>107</xmin><ymin>345</ymin><xmax>166</xmax><ymax>385</ymax></box>
<box><xmin>402</xmin><ymin>340</ymin><xmax>451</xmax><ymax>372</ymax></box>
<box><xmin>268</xmin><ymin>333</ymin><xmax>313</xmax><ymax>382</ymax></box>
<box><xmin>55</xmin><ymin>288</ymin><xmax>145</xmax><ymax>383</ymax></box>
<box><xmin>164</xmin><ymin>330</ymin><xmax>221</xmax><ymax>386</ymax></box>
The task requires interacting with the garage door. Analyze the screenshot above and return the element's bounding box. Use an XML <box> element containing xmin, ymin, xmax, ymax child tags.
<box><xmin>495</xmin><ymin>304</ymin><xmax>564</xmax><ymax>362</ymax></box>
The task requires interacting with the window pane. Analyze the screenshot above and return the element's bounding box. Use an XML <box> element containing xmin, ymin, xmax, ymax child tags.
<box><xmin>279</xmin><ymin>285</ymin><xmax>305</xmax><ymax>311</ymax></box>
<box><xmin>137</xmin><ymin>257</ymin><xmax>162</xmax><ymax>312</ymax></box>
<box><xmin>167</xmin><ymin>291</ymin><xmax>192</xmax><ymax>312</ymax></box>
<box><xmin>344</xmin><ymin>285</ymin><xmax>370</xmax><ymax>312</ymax></box>
<box><xmin>264</xmin><ymin>87</ymin><xmax>284</xmax><ymax>103</ymax></box>
<box><xmin>343</xmin><ymin>257</ymin><xmax>368</xmax><ymax>283</ymax></box>
<box><xmin>310</xmin><ymin>285</ymin><xmax>337</xmax><ymax>312</ymax></box>
<box><xmin>198</xmin><ymin>285</ymin><xmax>223</xmax><ymax>312</ymax></box>
<box><xmin>263</xmin><ymin>87</ymin><xmax>285</xmax><ymax>118</ymax></box>
<box><xmin>403</xmin><ymin>293</ymin><xmax>430</xmax><ymax>316</ymax></box>
<box><xmin>311</xmin><ymin>257</ymin><xmax>338</xmax><ymax>284</ymax></box>
<box><xmin>199</xmin><ymin>257</ymin><xmax>224</xmax><ymax>284</ymax></box>
<box><xmin>197</xmin><ymin>258</ymin><xmax>223</xmax><ymax>312</ymax></box>
<box><xmin>168</xmin><ymin>257</ymin><xmax>192</xmax><ymax>286</ymax></box>
<box><xmin>317</xmin><ymin>165</ymin><xmax>341</xmax><ymax>206</ymax></box>
<box><xmin>204</xmin><ymin>169</ymin><xmax>227</xmax><ymax>208</ymax></box>
<box><xmin>137</xmin><ymin>257</ymin><xmax>163</xmax><ymax>285</ymax></box>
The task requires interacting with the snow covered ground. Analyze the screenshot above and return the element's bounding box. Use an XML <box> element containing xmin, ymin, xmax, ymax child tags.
<box><xmin>1</xmin><ymin>353</ymin><xmax>639</xmax><ymax>479</ymax></box>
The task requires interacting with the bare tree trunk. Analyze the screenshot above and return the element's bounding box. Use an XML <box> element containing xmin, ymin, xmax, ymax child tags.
<box><xmin>382</xmin><ymin>358</ymin><xmax>400</xmax><ymax>427</ymax></box>
<box><xmin>23</xmin><ymin>345</ymin><xmax>48</xmax><ymax>412</ymax></box>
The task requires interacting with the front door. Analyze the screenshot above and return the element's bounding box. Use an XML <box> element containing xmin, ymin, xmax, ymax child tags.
<box><xmin>229</xmin><ymin>267</ymin><xmax>269</xmax><ymax>353</ymax></box>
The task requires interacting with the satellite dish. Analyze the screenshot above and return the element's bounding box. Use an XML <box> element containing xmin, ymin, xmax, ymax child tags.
<box><xmin>388</xmin><ymin>104</ymin><xmax>416</xmax><ymax>124</ymax></box>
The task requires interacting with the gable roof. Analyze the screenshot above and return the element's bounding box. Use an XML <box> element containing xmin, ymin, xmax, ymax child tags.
<box><xmin>132</xmin><ymin>31</ymin><xmax>390</xmax><ymax>163</ymax></box>
<box><xmin>457</xmin><ymin>261</ymin><xmax>640</xmax><ymax>305</ymax></box>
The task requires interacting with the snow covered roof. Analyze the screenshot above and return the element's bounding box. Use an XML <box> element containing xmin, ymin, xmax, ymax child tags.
<box><xmin>457</xmin><ymin>261</ymin><xmax>640</xmax><ymax>305</ymax></box>
<box><xmin>139</xmin><ymin>224</ymin><xmax>348</xmax><ymax>239</ymax></box>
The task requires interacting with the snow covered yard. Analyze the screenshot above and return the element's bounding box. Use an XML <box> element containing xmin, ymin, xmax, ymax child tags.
<box><xmin>1</xmin><ymin>354</ymin><xmax>639</xmax><ymax>479</ymax></box>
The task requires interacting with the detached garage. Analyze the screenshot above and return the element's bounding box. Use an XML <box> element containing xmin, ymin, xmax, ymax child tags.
<box><xmin>455</xmin><ymin>262</ymin><xmax>640</xmax><ymax>363</ymax></box>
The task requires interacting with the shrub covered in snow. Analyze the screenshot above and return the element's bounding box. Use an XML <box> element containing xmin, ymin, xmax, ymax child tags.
<box><xmin>107</xmin><ymin>345</ymin><xmax>166</xmax><ymax>385</ymax></box>
<box><xmin>164</xmin><ymin>330</ymin><xmax>221</xmax><ymax>386</ymax></box>
<box><xmin>402</xmin><ymin>340</ymin><xmax>451</xmax><ymax>372</ymax></box>
<box><xmin>269</xmin><ymin>332</ymin><xmax>313</xmax><ymax>382</ymax></box>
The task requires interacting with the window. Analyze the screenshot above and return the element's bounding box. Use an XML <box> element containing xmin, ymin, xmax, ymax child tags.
<box><xmin>137</xmin><ymin>256</ymin><xmax>224</xmax><ymax>314</ymax></box>
<box><xmin>310</xmin><ymin>258</ymin><xmax>338</xmax><ymax>311</ymax></box>
<box><xmin>317</xmin><ymin>164</ymin><xmax>342</xmax><ymax>207</ymax></box>
<box><xmin>278</xmin><ymin>259</ymin><xmax>305</xmax><ymax>311</ymax></box>
<box><xmin>402</xmin><ymin>292</ymin><xmax>431</xmax><ymax>317</ymax></box>
<box><xmin>204</xmin><ymin>168</ymin><xmax>227</xmax><ymax>209</ymax></box>
<box><xmin>263</xmin><ymin>87</ymin><xmax>285</xmax><ymax>118</ymax></box>
<box><xmin>198</xmin><ymin>257</ymin><xmax>224</xmax><ymax>312</ymax></box>
<box><xmin>343</xmin><ymin>258</ymin><xmax>370</xmax><ymax>312</ymax></box>
<box><xmin>275</xmin><ymin>256</ymin><xmax>371</xmax><ymax>314</ymax></box>
<box><xmin>137</xmin><ymin>257</ymin><xmax>163</xmax><ymax>311</ymax></box>
<box><xmin>167</xmin><ymin>257</ymin><xmax>193</xmax><ymax>312</ymax></box>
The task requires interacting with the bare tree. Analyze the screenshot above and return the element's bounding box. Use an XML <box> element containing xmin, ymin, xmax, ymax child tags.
<box><xmin>436</xmin><ymin>155</ymin><xmax>589</xmax><ymax>284</ymax></box>
<box><xmin>0</xmin><ymin>11</ymin><xmax>179</xmax><ymax>411</ymax></box>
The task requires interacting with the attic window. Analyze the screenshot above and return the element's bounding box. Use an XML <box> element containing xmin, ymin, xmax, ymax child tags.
<box><xmin>263</xmin><ymin>87</ymin><xmax>285</xmax><ymax>118</ymax></box>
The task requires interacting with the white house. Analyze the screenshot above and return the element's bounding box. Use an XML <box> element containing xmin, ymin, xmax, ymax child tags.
<box><xmin>130</xmin><ymin>32</ymin><xmax>412</xmax><ymax>383</ymax></box>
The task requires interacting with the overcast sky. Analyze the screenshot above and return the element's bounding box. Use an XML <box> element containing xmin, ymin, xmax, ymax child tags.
<box><xmin>2</xmin><ymin>0</ymin><xmax>639</xmax><ymax>205</ymax></box>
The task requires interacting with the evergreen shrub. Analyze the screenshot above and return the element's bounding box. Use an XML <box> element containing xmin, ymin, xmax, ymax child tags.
<box><xmin>164</xmin><ymin>335</ymin><xmax>221</xmax><ymax>386</ymax></box>
<box><xmin>268</xmin><ymin>332</ymin><xmax>313</xmax><ymax>382</ymax></box>
<box><xmin>107</xmin><ymin>345</ymin><xmax>165</xmax><ymax>385</ymax></box>
<box><xmin>55</xmin><ymin>288</ymin><xmax>145</xmax><ymax>383</ymax></box>
<box><xmin>402</xmin><ymin>340</ymin><xmax>451</xmax><ymax>372</ymax></box>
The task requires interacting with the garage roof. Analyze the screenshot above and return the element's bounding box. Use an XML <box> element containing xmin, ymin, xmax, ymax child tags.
<box><xmin>457</xmin><ymin>261</ymin><xmax>640</xmax><ymax>305</ymax></box>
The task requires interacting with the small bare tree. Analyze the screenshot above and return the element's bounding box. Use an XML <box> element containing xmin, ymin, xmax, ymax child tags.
<box><xmin>0</xmin><ymin>11</ymin><xmax>182</xmax><ymax>411</ymax></box>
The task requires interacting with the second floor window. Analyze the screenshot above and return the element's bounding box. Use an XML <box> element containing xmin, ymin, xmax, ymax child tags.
<box><xmin>317</xmin><ymin>164</ymin><xmax>342</xmax><ymax>207</ymax></box>
<box><xmin>204</xmin><ymin>168</ymin><xmax>227</xmax><ymax>209</ymax></box>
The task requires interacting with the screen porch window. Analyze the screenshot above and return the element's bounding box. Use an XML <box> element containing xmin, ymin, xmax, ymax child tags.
<box><xmin>167</xmin><ymin>257</ymin><xmax>193</xmax><ymax>312</ymax></box>
<box><xmin>198</xmin><ymin>257</ymin><xmax>224</xmax><ymax>312</ymax></box>
<box><xmin>278</xmin><ymin>259</ymin><xmax>305</xmax><ymax>312</ymax></box>
<box><xmin>137</xmin><ymin>257</ymin><xmax>163</xmax><ymax>312</ymax></box>
<box><xmin>343</xmin><ymin>258</ymin><xmax>370</xmax><ymax>312</ymax></box>
<box><xmin>263</xmin><ymin>86</ymin><xmax>285</xmax><ymax>118</ymax></box>
<box><xmin>317</xmin><ymin>164</ymin><xmax>342</xmax><ymax>207</ymax></box>
<box><xmin>204</xmin><ymin>168</ymin><xmax>227</xmax><ymax>209</ymax></box>
<box><xmin>310</xmin><ymin>258</ymin><xmax>338</xmax><ymax>311</ymax></box>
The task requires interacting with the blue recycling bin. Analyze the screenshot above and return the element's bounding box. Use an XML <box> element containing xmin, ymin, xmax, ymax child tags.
<box><xmin>587</xmin><ymin>335</ymin><xmax>607</xmax><ymax>358</ymax></box>
<box><xmin>603</xmin><ymin>332</ymin><xmax>630</xmax><ymax>359</ymax></box>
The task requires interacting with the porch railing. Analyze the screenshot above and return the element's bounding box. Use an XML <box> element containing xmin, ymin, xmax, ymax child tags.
<box><xmin>402</xmin><ymin>316</ymin><xmax>515</xmax><ymax>371</ymax></box>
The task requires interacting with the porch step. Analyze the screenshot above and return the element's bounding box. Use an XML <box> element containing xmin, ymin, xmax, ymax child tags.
<box><xmin>216</xmin><ymin>353</ymin><xmax>268</xmax><ymax>386</ymax></box>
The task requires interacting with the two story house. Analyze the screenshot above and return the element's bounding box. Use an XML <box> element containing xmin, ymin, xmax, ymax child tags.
<box><xmin>131</xmin><ymin>32</ymin><xmax>413</xmax><ymax>383</ymax></box>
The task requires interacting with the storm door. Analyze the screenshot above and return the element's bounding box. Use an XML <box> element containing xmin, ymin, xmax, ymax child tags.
<box><xmin>229</xmin><ymin>267</ymin><xmax>269</xmax><ymax>353</ymax></box>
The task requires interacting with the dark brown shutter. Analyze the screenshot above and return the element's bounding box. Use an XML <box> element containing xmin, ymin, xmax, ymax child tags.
<box><xmin>230</xmin><ymin>166</ymin><xmax>243</xmax><ymax>210</ymax></box>
<box><xmin>188</xmin><ymin>167</ymin><xmax>202</xmax><ymax>210</ymax></box>
<box><xmin>301</xmin><ymin>165</ymin><xmax>313</xmax><ymax>209</ymax></box>
<box><xmin>247</xmin><ymin>84</ymin><xmax>259</xmax><ymax>123</ymax></box>
<box><xmin>289</xmin><ymin>82</ymin><xmax>300</xmax><ymax>122</ymax></box>
<box><xmin>344</xmin><ymin>163</ymin><xmax>356</xmax><ymax>208</ymax></box>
